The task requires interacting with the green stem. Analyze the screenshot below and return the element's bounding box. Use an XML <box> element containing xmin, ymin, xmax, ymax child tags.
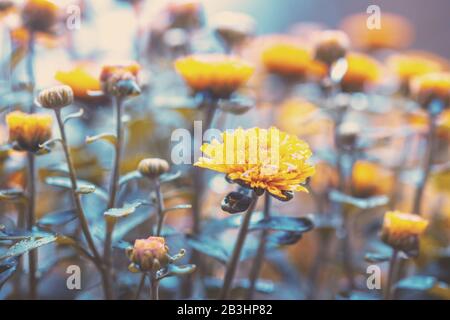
<box><xmin>26</xmin><ymin>152</ymin><xmax>37</xmax><ymax>299</ymax></box>
<box><xmin>135</xmin><ymin>274</ymin><xmax>146</xmax><ymax>300</ymax></box>
<box><xmin>150</xmin><ymin>274</ymin><xmax>159</xmax><ymax>300</ymax></box>
<box><xmin>413</xmin><ymin>114</ymin><xmax>437</xmax><ymax>215</ymax></box>
<box><xmin>219</xmin><ymin>192</ymin><xmax>258</xmax><ymax>300</ymax></box>
<box><xmin>385</xmin><ymin>250</ymin><xmax>399</xmax><ymax>300</ymax></box>
<box><xmin>246</xmin><ymin>193</ymin><xmax>271</xmax><ymax>299</ymax></box>
<box><xmin>155</xmin><ymin>180</ymin><xmax>165</xmax><ymax>237</ymax></box>
<box><xmin>55</xmin><ymin>110</ymin><xmax>111</xmax><ymax>299</ymax></box>
<box><xmin>108</xmin><ymin>96</ymin><xmax>124</xmax><ymax>209</ymax></box>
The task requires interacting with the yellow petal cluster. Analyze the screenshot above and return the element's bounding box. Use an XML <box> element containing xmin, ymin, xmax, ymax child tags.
<box><xmin>195</xmin><ymin>127</ymin><xmax>315</xmax><ymax>200</ymax></box>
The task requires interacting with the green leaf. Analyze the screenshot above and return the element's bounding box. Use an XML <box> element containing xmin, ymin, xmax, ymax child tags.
<box><xmin>0</xmin><ymin>258</ymin><xmax>19</xmax><ymax>290</ymax></box>
<box><xmin>37</xmin><ymin>209</ymin><xmax>77</xmax><ymax>227</ymax></box>
<box><xmin>0</xmin><ymin>235</ymin><xmax>57</xmax><ymax>261</ymax></box>
<box><xmin>104</xmin><ymin>201</ymin><xmax>144</xmax><ymax>219</ymax></box>
<box><xmin>186</xmin><ymin>235</ymin><xmax>228</xmax><ymax>264</ymax></box>
<box><xmin>118</xmin><ymin>170</ymin><xmax>142</xmax><ymax>187</ymax></box>
<box><xmin>395</xmin><ymin>276</ymin><xmax>437</xmax><ymax>291</ymax></box>
<box><xmin>0</xmin><ymin>189</ymin><xmax>26</xmax><ymax>202</ymax></box>
<box><xmin>157</xmin><ymin>264</ymin><xmax>196</xmax><ymax>280</ymax></box>
<box><xmin>63</xmin><ymin>109</ymin><xmax>84</xmax><ymax>124</ymax></box>
<box><xmin>39</xmin><ymin>138</ymin><xmax>63</xmax><ymax>150</ymax></box>
<box><xmin>250</xmin><ymin>216</ymin><xmax>314</xmax><ymax>233</ymax></box>
<box><xmin>86</xmin><ymin>133</ymin><xmax>117</xmax><ymax>147</ymax></box>
<box><xmin>160</xmin><ymin>171</ymin><xmax>182</xmax><ymax>183</ymax></box>
<box><xmin>76</xmin><ymin>185</ymin><xmax>96</xmax><ymax>195</ymax></box>
<box><xmin>45</xmin><ymin>176</ymin><xmax>109</xmax><ymax>202</ymax></box>
<box><xmin>330</xmin><ymin>190</ymin><xmax>389</xmax><ymax>209</ymax></box>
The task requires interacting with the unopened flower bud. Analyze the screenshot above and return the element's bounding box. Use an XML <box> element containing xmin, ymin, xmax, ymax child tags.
<box><xmin>138</xmin><ymin>158</ymin><xmax>170</xmax><ymax>180</ymax></box>
<box><xmin>21</xmin><ymin>0</ymin><xmax>59</xmax><ymax>33</ymax></box>
<box><xmin>37</xmin><ymin>85</ymin><xmax>74</xmax><ymax>110</ymax></box>
<box><xmin>381</xmin><ymin>211</ymin><xmax>428</xmax><ymax>255</ymax></box>
<box><xmin>314</xmin><ymin>30</ymin><xmax>350</xmax><ymax>66</ymax></box>
<box><xmin>100</xmin><ymin>62</ymin><xmax>141</xmax><ymax>97</ymax></box>
<box><xmin>222</xmin><ymin>192</ymin><xmax>252</xmax><ymax>214</ymax></box>
<box><xmin>127</xmin><ymin>237</ymin><xmax>170</xmax><ymax>272</ymax></box>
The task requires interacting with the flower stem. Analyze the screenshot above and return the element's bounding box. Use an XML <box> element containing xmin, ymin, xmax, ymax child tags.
<box><xmin>150</xmin><ymin>274</ymin><xmax>159</xmax><ymax>300</ymax></box>
<box><xmin>135</xmin><ymin>273</ymin><xmax>146</xmax><ymax>300</ymax></box>
<box><xmin>26</xmin><ymin>152</ymin><xmax>37</xmax><ymax>300</ymax></box>
<box><xmin>385</xmin><ymin>250</ymin><xmax>399</xmax><ymax>300</ymax></box>
<box><xmin>219</xmin><ymin>192</ymin><xmax>258</xmax><ymax>300</ymax></box>
<box><xmin>54</xmin><ymin>110</ymin><xmax>111</xmax><ymax>299</ymax></box>
<box><xmin>155</xmin><ymin>179</ymin><xmax>165</xmax><ymax>237</ymax></box>
<box><xmin>108</xmin><ymin>96</ymin><xmax>124</xmax><ymax>209</ymax></box>
<box><xmin>413</xmin><ymin>114</ymin><xmax>437</xmax><ymax>215</ymax></box>
<box><xmin>26</xmin><ymin>31</ymin><xmax>36</xmax><ymax>105</ymax></box>
<box><xmin>246</xmin><ymin>193</ymin><xmax>271</xmax><ymax>299</ymax></box>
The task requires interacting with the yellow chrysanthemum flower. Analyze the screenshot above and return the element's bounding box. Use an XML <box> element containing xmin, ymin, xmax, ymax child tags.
<box><xmin>174</xmin><ymin>54</ymin><xmax>254</xmax><ymax>99</ymax></box>
<box><xmin>55</xmin><ymin>63</ymin><xmax>102</xmax><ymax>100</ymax></box>
<box><xmin>381</xmin><ymin>211</ymin><xmax>429</xmax><ymax>253</ymax></box>
<box><xmin>195</xmin><ymin>127</ymin><xmax>315</xmax><ymax>200</ymax></box>
<box><xmin>387</xmin><ymin>52</ymin><xmax>446</xmax><ymax>83</ymax></box>
<box><xmin>6</xmin><ymin>111</ymin><xmax>52</xmax><ymax>153</ymax></box>
<box><xmin>341</xmin><ymin>52</ymin><xmax>381</xmax><ymax>92</ymax></box>
<box><xmin>410</xmin><ymin>72</ymin><xmax>450</xmax><ymax>108</ymax></box>
<box><xmin>340</xmin><ymin>13</ymin><xmax>414</xmax><ymax>50</ymax></box>
<box><xmin>351</xmin><ymin>161</ymin><xmax>393</xmax><ymax>198</ymax></box>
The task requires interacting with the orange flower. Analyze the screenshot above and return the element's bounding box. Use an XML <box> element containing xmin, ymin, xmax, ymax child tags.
<box><xmin>127</xmin><ymin>237</ymin><xmax>170</xmax><ymax>272</ymax></box>
<box><xmin>21</xmin><ymin>0</ymin><xmax>60</xmax><ymax>33</ymax></box>
<box><xmin>100</xmin><ymin>62</ymin><xmax>141</xmax><ymax>97</ymax></box>
<box><xmin>408</xmin><ymin>109</ymin><xmax>450</xmax><ymax>139</ymax></box>
<box><xmin>341</xmin><ymin>52</ymin><xmax>381</xmax><ymax>92</ymax></box>
<box><xmin>410</xmin><ymin>72</ymin><xmax>450</xmax><ymax>108</ymax></box>
<box><xmin>387</xmin><ymin>52</ymin><xmax>447</xmax><ymax>83</ymax></box>
<box><xmin>6</xmin><ymin>111</ymin><xmax>52</xmax><ymax>153</ymax></box>
<box><xmin>351</xmin><ymin>161</ymin><xmax>393</xmax><ymax>198</ymax></box>
<box><xmin>381</xmin><ymin>211</ymin><xmax>428</xmax><ymax>253</ymax></box>
<box><xmin>340</xmin><ymin>13</ymin><xmax>414</xmax><ymax>50</ymax></box>
<box><xmin>175</xmin><ymin>54</ymin><xmax>254</xmax><ymax>99</ymax></box>
<box><xmin>55</xmin><ymin>63</ymin><xmax>102</xmax><ymax>100</ymax></box>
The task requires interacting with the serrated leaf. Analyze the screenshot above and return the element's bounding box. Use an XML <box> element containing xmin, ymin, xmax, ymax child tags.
<box><xmin>186</xmin><ymin>235</ymin><xmax>228</xmax><ymax>264</ymax></box>
<box><xmin>63</xmin><ymin>109</ymin><xmax>84</xmax><ymax>124</ymax></box>
<box><xmin>45</xmin><ymin>176</ymin><xmax>108</xmax><ymax>202</ymax></box>
<box><xmin>86</xmin><ymin>133</ymin><xmax>117</xmax><ymax>146</ymax></box>
<box><xmin>104</xmin><ymin>201</ymin><xmax>143</xmax><ymax>219</ymax></box>
<box><xmin>0</xmin><ymin>235</ymin><xmax>57</xmax><ymax>261</ymax></box>
<box><xmin>0</xmin><ymin>258</ymin><xmax>19</xmax><ymax>290</ymax></box>
<box><xmin>37</xmin><ymin>209</ymin><xmax>77</xmax><ymax>227</ymax></box>
<box><xmin>330</xmin><ymin>190</ymin><xmax>389</xmax><ymax>209</ymax></box>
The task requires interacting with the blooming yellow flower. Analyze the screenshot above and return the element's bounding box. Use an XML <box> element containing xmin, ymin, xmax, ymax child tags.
<box><xmin>195</xmin><ymin>127</ymin><xmax>315</xmax><ymax>200</ymax></box>
<box><xmin>6</xmin><ymin>111</ymin><xmax>52</xmax><ymax>153</ymax></box>
<box><xmin>55</xmin><ymin>63</ymin><xmax>102</xmax><ymax>100</ymax></box>
<box><xmin>127</xmin><ymin>237</ymin><xmax>170</xmax><ymax>272</ymax></box>
<box><xmin>381</xmin><ymin>211</ymin><xmax>429</xmax><ymax>253</ymax></box>
<box><xmin>341</xmin><ymin>52</ymin><xmax>381</xmax><ymax>92</ymax></box>
<box><xmin>410</xmin><ymin>72</ymin><xmax>450</xmax><ymax>108</ymax></box>
<box><xmin>387</xmin><ymin>52</ymin><xmax>446</xmax><ymax>83</ymax></box>
<box><xmin>340</xmin><ymin>13</ymin><xmax>413</xmax><ymax>50</ymax></box>
<box><xmin>174</xmin><ymin>54</ymin><xmax>254</xmax><ymax>99</ymax></box>
<box><xmin>351</xmin><ymin>161</ymin><xmax>393</xmax><ymax>198</ymax></box>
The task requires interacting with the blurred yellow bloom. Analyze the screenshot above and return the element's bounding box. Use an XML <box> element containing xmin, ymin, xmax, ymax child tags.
<box><xmin>6</xmin><ymin>111</ymin><xmax>52</xmax><ymax>153</ymax></box>
<box><xmin>381</xmin><ymin>211</ymin><xmax>429</xmax><ymax>252</ymax></box>
<box><xmin>340</xmin><ymin>13</ymin><xmax>414</xmax><ymax>50</ymax></box>
<box><xmin>341</xmin><ymin>52</ymin><xmax>381</xmax><ymax>92</ymax></box>
<box><xmin>175</xmin><ymin>54</ymin><xmax>254</xmax><ymax>98</ymax></box>
<box><xmin>276</xmin><ymin>99</ymin><xmax>328</xmax><ymax>137</ymax></box>
<box><xmin>261</xmin><ymin>39</ymin><xmax>326</xmax><ymax>79</ymax></box>
<box><xmin>195</xmin><ymin>127</ymin><xmax>315</xmax><ymax>200</ymax></box>
<box><xmin>387</xmin><ymin>52</ymin><xmax>447</xmax><ymax>83</ymax></box>
<box><xmin>55</xmin><ymin>64</ymin><xmax>102</xmax><ymax>100</ymax></box>
<box><xmin>351</xmin><ymin>161</ymin><xmax>393</xmax><ymax>198</ymax></box>
<box><xmin>410</xmin><ymin>72</ymin><xmax>450</xmax><ymax>108</ymax></box>
<box><xmin>408</xmin><ymin>110</ymin><xmax>450</xmax><ymax>139</ymax></box>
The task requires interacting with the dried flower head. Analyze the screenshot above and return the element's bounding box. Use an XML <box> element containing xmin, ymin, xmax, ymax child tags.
<box><xmin>6</xmin><ymin>111</ymin><xmax>52</xmax><ymax>153</ymax></box>
<box><xmin>195</xmin><ymin>127</ymin><xmax>315</xmax><ymax>200</ymax></box>
<box><xmin>21</xmin><ymin>0</ymin><xmax>59</xmax><ymax>33</ymax></box>
<box><xmin>314</xmin><ymin>30</ymin><xmax>350</xmax><ymax>66</ymax></box>
<box><xmin>410</xmin><ymin>72</ymin><xmax>450</xmax><ymax>109</ymax></box>
<box><xmin>174</xmin><ymin>54</ymin><xmax>254</xmax><ymax>99</ymax></box>
<box><xmin>381</xmin><ymin>211</ymin><xmax>429</xmax><ymax>254</ymax></box>
<box><xmin>37</xmin><ymin>85</ymin><xmax>74</xmax><ymax>110</ymax></box>
<box><xmin>212</xmin><ymin>11</ymin><xmax>256</xmax><ymax>49</ymax></box>
<box><xmin>100</xmin><ymin>62</ymin><xmax>141</xmax><ymax>97</ymax></box>
<box><xmin>166</xmin><ymin>0</ymin><xmax>204</xmax><ymax>30</ymax></box>
<box><xmin>340</xmin><ymin>12</ymin><xmax>413</xmax><ymax>51</ymax></box>
<box><xmin>55</xmin><ymin>64</ymin><xmax>102</xmax><ymax>100</ymax></box>
<box><xmin>341</xmin><ymin>53</ymin><xmax>381</xmax><ymax>92</ymax></box>
<box><xmin>138</xmin><ymin>158</ymin><xmax>170</xmax><ymax>180</ymax></box>
<box><xmin>127</xmin><ymin>237</ymin><xmax>170</xmax><ymax>272</ymax></box>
